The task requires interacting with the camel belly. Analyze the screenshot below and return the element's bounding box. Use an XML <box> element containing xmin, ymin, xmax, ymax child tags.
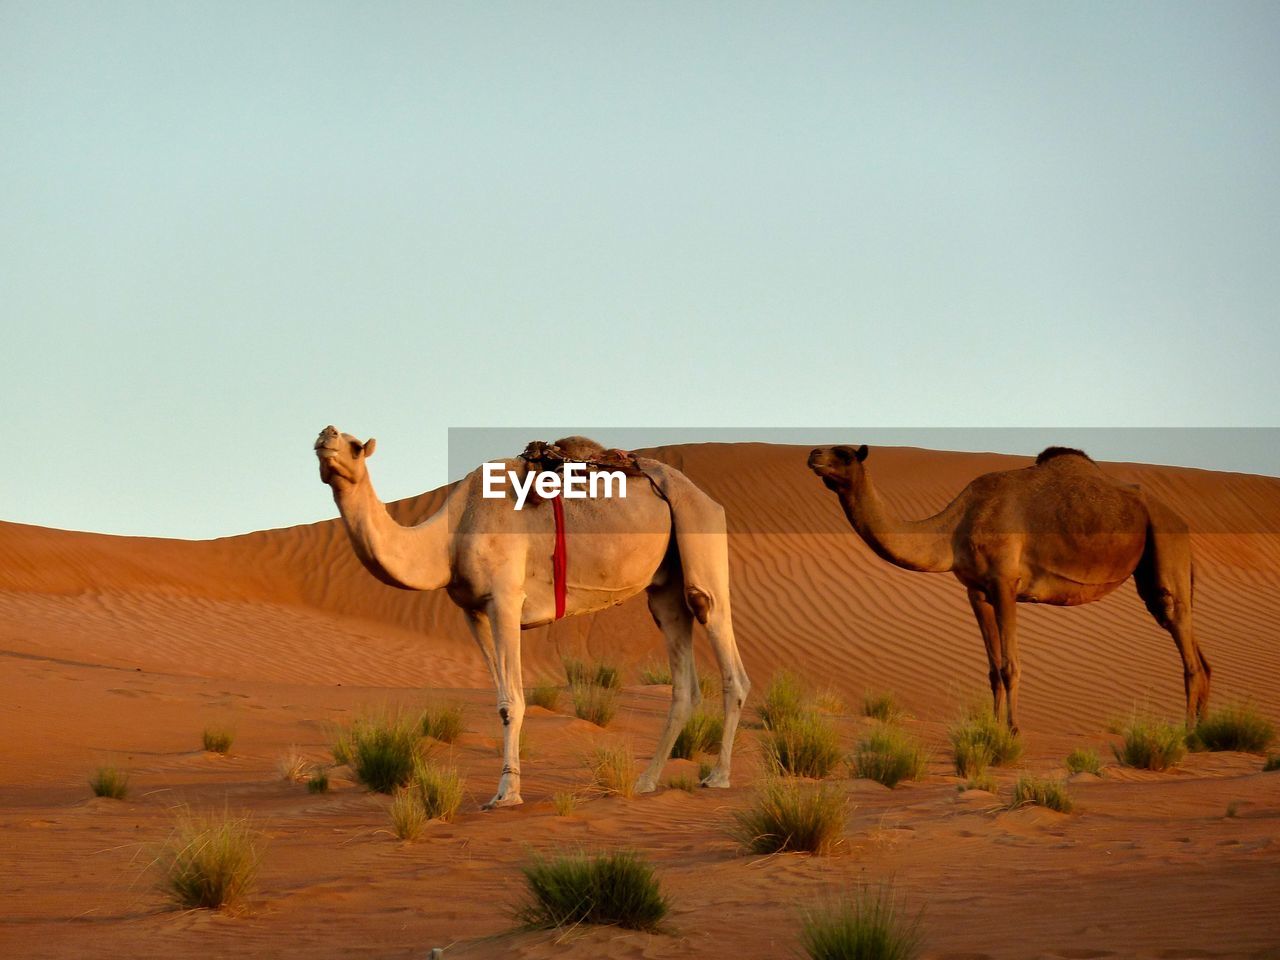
<box><xmin>1018</xmin><ymin>573</ymin><xmax>1129</xmax><ymax>606</ymax></box>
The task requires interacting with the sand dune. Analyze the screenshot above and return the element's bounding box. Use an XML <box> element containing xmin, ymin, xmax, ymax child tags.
<box><xmin>1</xmin><ymin>443</ymin><xmax>1278</xmax><ymax>959</ymax></box>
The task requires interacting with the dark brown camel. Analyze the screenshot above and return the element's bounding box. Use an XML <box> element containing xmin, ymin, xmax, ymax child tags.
<box><xmin>808</xmin><ymin>445</ymin><xmax>1210</xmax><ymax>731</ymax></box>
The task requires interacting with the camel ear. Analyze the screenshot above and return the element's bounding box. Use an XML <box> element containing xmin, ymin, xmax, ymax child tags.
<box><xmin>855</xmin><ymin>444</ymin><xmax>868</xmax><ymax>462</ymax></box>
<box><xmin>362</xmin><ymin>438</ymin><xmax>377</xmax><ymax>459</ymax></box>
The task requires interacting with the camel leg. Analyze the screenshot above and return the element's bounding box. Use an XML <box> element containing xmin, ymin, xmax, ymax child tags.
<box><xmin>700</xmin><ymin>593</ymin><xmax>750</xmax><ymax>789</ymax></box>
<box><xmin>991</xmin><ymin>582</ymin><xmax>1022</xmax><ymax>734</ymax></box>
<box><xmin>967</xmin><ymin>588</ymin><xmax>1006</xmax><ymax>723</ymax></box>
<box><xmin>1134</xmin><ymin>558</ymin><xmax>1210</xmax><ymax>726</ymax></box>
<box><xmin>635</xmin><ymin>578</ymin><xmax>697</xmax><ymax>794</ymax></box>
<box><xmin>475</xmin><ymin>598</ymin><xmax>525</xmax><ymax>809</ymax></box>
<box><xmin>465</xmin><ymin>610</ymin><xmax>500</xmax><ymax>689</ymax></box>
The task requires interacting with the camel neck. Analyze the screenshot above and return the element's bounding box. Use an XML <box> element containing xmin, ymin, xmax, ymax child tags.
<box><xmin>837</xmin><ymin>469</ymin><xmax>956</xmax><ymax>574</ymax></box>
<box><xmin>333</xmin><ymin>479</ymin><xmax>452</xmax><ymax>591</ymax></box>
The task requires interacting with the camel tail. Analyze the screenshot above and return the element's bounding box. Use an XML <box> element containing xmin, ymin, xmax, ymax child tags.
<box><xmin>636</xmin><ymin>459</ymin><xmax>732</xmax><ymax>621</ymax></box>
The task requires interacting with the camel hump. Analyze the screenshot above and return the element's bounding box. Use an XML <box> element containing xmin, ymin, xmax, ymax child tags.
<box><xmin>1035</xmin><ymin>446</ymin><xmax>1093</xmax><ymax>466</ymax></box>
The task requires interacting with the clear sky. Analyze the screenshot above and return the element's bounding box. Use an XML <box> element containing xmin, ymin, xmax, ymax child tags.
<box><xmin>4</xmin><ymin>2</ymin><xmax>1278</xmax><ymax>540</ymax></box>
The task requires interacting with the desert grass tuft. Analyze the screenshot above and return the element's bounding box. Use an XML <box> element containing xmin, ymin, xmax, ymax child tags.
<box><xmin>1009</xmin><ymin>775</ymin><xmax>1073</xmax><ymax>813</ymax></box>
<box><xmin>762</xmin><ymin>711</ymin><xmax>842</xmax><ymax>779</ymax></box>
<box><xmin>1191</xmin><ymin>701</ymin><xmax>1276</xmax><ymax>753</ymax></box>
<box><xmin>306</xmin><ymin>769</ymin><xmax>330</xmax><ymax>793</ymax></box>
<box><xmin>731</xmin><ymin>777</ymin><xmax>846</xmax><ymax>854</ymax></box>
<box><xmin>948</xmin><ymin>706</ymin><xmax>1021</xmax><ymax>775</ymax></box>
<box><xmin>589</xmin><ymin>742</ymin><xmax>636</xmax><ymax>799</ymax></box>
<box><xmin>1264</xmin><ymin>754</ymin><xmax>1280</xmax><ymax>772</ymax></box>
<box><xmin>1112</xmin><ymin>711</ymin><xmax>1187</xmax><ymax>771</ymax></box>
<box><xmin>815</xmin><ymin>688</ymin><xmax>846</xmax><ymax>715</ymax></box>
<box><xmin>960</xmin><ymin>772</ymin><xmax>998</xmax><ymax>793</ymax></box>
<box><xmin>157</xmin><ymin>809</ymin><xmax>260</xmax><ymax>910</ymax></box>
<box><xmin>572</xmin><ymin>681</ymin><xmax>619</xmax><ymax>727</ymax></box>
<box><xmin>337</xmin><ymin>711</ymin><xmax>423</xmax><ymax>794</ymax></box>
<box><xmin>671</xmin><ymin>709</ymin><xmax>724</xmax><ymax>760</ymax></box>
<box><xmin>698</xmin><ymin>760</ymin><xmax>714</xmax><ymax>783</ymax></box>
<box><xmin>667</xmin><ymin>773</ymin><xmax>698</xmax><ymax>792</ymax></box>
<box><xmin>562</xmin><ymin>657</ymin><xmax>620</xmax><ymax>690</ymax></box>
<box><xmin>593</xmin><ymin>662</ymin><xmax>622</xmax><ymax>690</ymax></box>
<box><xmin>1065</xmin><ymin>747</ymin><xmax>1102</xmax><ymax>775</ymax></box>
<box><xmin>527</xmin><ymin>681</ymin><xmax>561</xmax><ymax>711</ymax></box>
<box><xmin>562</xmin><ymin>657</ymin><xmax>590</xmax><ymax>686</ymax></box>
<box><xmin>407</xmin><ymin>758</ymin><xmax>464</xmax><ymax>821</ymax></box>
<box><xmin>799</xmin><ymin>885</ymin><xmax>924</xmax><ymax>960</ymax></box>
<box><xmin>388</xmin><ymin>789</ymin><xmax>427</xmax><ymax>840</ymax></box>
<box><xmin>515</xmin><ymin>849</ymin><xmax>668</xmax><ymax>931</ymax></box>
<box><xmin>757</xmin><ymin>670</ymin><xmax>808</xmax><ymax>729</ymax></box>
<box><xmin>638</xmin><ymin>659</ymin><xmax>673</xmax><ymax>685</ymax></box>
<box><xmin>862</xmin><ymin>691</ymin><xmax>903</xmax><ymax>724</ymax></box>
<box><xmin>421</xmin><ymin>702</ymin><xmax>466</xmax><ymax>743</ymax></box>
<box><xmin>552</xmin><ymin>791</ymin><xmax>577</xmax><ymax>816</ymax></box>
<box><xmin>850</xmin><ymin>725</ymin><xmax>928</xmax><ymax>788</ymax></box>
<box><xmin>202</xmin><ymin>725</ymin><xmax>235</xmax><ymax>754</ymax></box>
<box><xmin>90</xmin><ymin>764</ymin><xmax>129</xmax><ymax>799</ymax></box>
<box><xmin>276</xmin><ymin>747</ymin><xmax>310</xmax><ymax>782</ymax></box>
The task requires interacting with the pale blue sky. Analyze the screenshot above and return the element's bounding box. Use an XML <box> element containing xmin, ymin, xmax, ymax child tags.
<box><xmin>3</xmin><ymin>2</ymin><xmax>1278</xmax><ymax>539</ymax></box>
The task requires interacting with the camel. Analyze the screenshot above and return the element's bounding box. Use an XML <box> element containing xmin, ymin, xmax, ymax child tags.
<box><xmin>315</xmin><ymin>426</ymin><xmax>749</xmax><ymax>808</ymax></box>
<box><xmin>808</xmin><ymin>444</ymin><xmax>1210</xmax><ymax>731</ymax></box>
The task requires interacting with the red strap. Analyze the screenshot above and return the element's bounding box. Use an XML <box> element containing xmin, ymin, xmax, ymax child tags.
<box><xmin>551</xmin><ymin>494</ymin><xmax>567</xmax><ymax>620</ymax></box>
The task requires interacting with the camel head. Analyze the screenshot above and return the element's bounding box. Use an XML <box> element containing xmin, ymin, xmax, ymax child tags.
<box><xmin>315</xmin><ymin>425</ymin><xmax>377</xmax><ymax>490</ymax></box>
<box><xmin>807</xmin><ymin>444</ymin><xmax>868</xmax><ymax>492</ymax></box>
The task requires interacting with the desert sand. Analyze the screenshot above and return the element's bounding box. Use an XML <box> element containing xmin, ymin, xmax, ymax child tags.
<box><xmin>1</xmin><ymin>443</ymin><xmax>1277</xmax><ymax>959</ymax></box>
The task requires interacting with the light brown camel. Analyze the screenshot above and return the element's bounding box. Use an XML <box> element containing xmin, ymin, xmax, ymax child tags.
<box><xmin>808</xmin><ymin>444</ymin><xmax>1210</xmax><ymax>731</ymax></box>
<box><xmin>315</xmin><ymin>426</ymin><xmax>749</xmax><ymax>808</ymax></box>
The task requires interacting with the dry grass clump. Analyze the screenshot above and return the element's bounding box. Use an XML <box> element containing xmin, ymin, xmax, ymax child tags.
<box><xmin>202</xmin><ymin>725</ymin><xmax>235</xmax><ymax>754</ymax></box>
<box><xmin>799</xmin><ymin>886</ymin><xmax>923</xmax><ymax>960</ymax></box>
<box><xmin>515</xmin><ymin>849</ymin><xmax>668</xmax><ymax>931</ymax></box>
<box><xmin>589</xmin><ymin>742</ymin><xmax>636</xmax><ymax>799</ymax></box>
<box><xmin>960</xmin><ymin>772</ymin><xmax>998</xmax><ymax>793</ymax></box>
<box><xmin>421</xmin><ymin>702</ymin><xmax>466</xmax><ymax>743</ymax></box>
<box><xmin>671</xmin><ymin>709</ymin><xmax>724</xmax><ymax>760</ymax></box>
<box><xmin>1191</xmin><ymin>701</ymin><xmax>1276</xmax><ymax>753</ymax></box>
<box><xmin>730</xmin><ymin>778</ymin><xmax>846</xmax><ymax>854</ymax></box>
<box><xmin>388</xmin><ymin>789</ymin><xmax>427</xmax><ymax>840</ymax></box>
<box><xmin>552</xmin><ymin>791</ymin><xmax>577</xmax><ymax>816</ymax></box>
<box><xmin>336</xmin><ymin>711</ymin><xmax>423</xmax><ymax>794</ymax></box>
<box><xmin>1009</xmin><ymin>775</ymin><xmax>1074</xmax><ymax>813</ymax></box>
<box><xmin>90</xmin><ymin>764</ymin><xmax>129</xmax><ymax>799</ymax></box>
<box><xmin>757</xmin><ymin>670</ymin><xmax>808</xmax><ymax>729</ymax></box>
<box><xmin>572</xmin><ymin>681</ymin><xmax>619</xmax><ymax>727</ymax></box>
<box><xmin>157</xmin><ymin>809</ymin><xmax>261</xmax><ymax>910</ymax></box>
<box><xmin>667</xmin><ymin>773</ymin><xmax>697</xmax><ymax>792</ymax></box>
<box><xmin>850</xmin><ymin>725</ymin><xmax>928</xmax><ymax>788</ymax></box>
<box><xmin>563</xmin><ymin>657</ymin><xmax>620</xmax><ymax>690</ymax></box>
<box><xmin>526</xmin><ymin>681</ymin><xmax>561</xmax><ymax>711</ymax></box>
<box><xmin>1065</xmin><ymin>747</ymin><xmax>1102</xmax><ymax>775</ymax></box>
<box><xmin>306</xmin><ymin>769</ymin><xmax>330</xmax><ymax>793</ymax></box>
<box><xmin>638</xmin><ymin>659</ymin><xmax>672</xmax><ymax>685</ymax></box>
<box><xmin>388</xmin><ymin>759</ymin><xmax>464</xmax><ymax>839</ymax></box>
<box><xmin>762</xmin><ymin>710</ymin><xmax>843</xmax><ymax>779</ymax></box>
<box><xmin>1112</xmin><ymin>711</ymin><xmax>1187</xmax><ymax>771</ymax></box>
<box><xmin>862</xmin><ymin>691</ymin><xmax>904</xmax><ymax>723</ymax></box>
<box><xmin>276</xmin><ymin>747</ymin><xmax>311</xmax><ymax>782</ymax></box>
<box><xmin>407</xmin><ymin>758</ymin><xmax>465</xmax><ymax>821</ymax></box>
<box><xmin>1264</xmin><ymin>754</ymin><xmax>1280</xmax><ymax>772</ymax></box>
<box><xmin>814</xmin><ymin>688</ymin><xmax>846</xmax><ymax>715</ymax></box>
<box><xmin>948</xmin><ymin>705</ymin><xmax>1021</xmax><ymax>775</ymax></box>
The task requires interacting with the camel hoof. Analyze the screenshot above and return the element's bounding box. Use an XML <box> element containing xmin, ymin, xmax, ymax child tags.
<box><xmin>482</xmin><ymin>793</ymin><xmax>523</xmax><ymax>810</ymax></box>
<box><xmin>700</xmin><ymin>770</ymin><xmax>731</xmax><ymax>789</ymax></box>
<box><xmin>634</xmin><ymin>775</ymin><xmax>659</xmax><ymax>795</ymax></box>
